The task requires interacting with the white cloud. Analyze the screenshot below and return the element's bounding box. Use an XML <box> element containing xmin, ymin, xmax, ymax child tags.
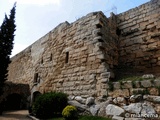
<box><xmin>9</xmin><ymin>0</ymin><xmax>61</xmax><ymax>6</ymax></box>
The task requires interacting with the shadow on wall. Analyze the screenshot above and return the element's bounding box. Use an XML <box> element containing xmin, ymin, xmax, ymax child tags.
<box><xmin>0</xmin><ymin>82</ymin><xmax>31</xmax><ymax>111</ymax></box>
<box><xmin>32</xmin><ymin>91</ymin><xmax>41</xmax><ymax>103</ymax></box>
<box><xmin>4</xmin><ymin>93</ymin><xmax>22</xmax><ymax>110</ymax></box>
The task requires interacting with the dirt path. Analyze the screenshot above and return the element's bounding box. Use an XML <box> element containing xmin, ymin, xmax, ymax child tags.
<box><xmin>0</xmin><ymin>110</ymin><xmax>32</xmax><ymax>120</ymax></box>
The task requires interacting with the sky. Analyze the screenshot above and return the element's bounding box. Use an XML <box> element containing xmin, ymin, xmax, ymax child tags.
<box><xmin>0</xmin><ymin>0</ymin><xmax>150</xmax><ymax>57</ymax></box>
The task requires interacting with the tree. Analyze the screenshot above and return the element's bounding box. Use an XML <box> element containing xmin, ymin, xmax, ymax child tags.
<box><xmin>0</xmin><ymin>3</ymin><xmax>16</xmax><ymax>95</ymax></box>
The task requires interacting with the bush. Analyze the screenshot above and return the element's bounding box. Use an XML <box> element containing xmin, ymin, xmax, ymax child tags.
<box><xmin>32</xmin><ymin>92</ymin><xmax>68</xmax><ymax>119</ymax></box>
<box><xmin>62</xmin><ymin>105</ymin><xmax>78</xmax><ymax>120</ymax></box>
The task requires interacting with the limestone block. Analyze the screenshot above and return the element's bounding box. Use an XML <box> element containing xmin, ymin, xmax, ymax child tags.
<box><xmin>86</xmin><ymin>97</ymin><xmax>95</xmax><ymax>106</ymax></box>
<box><xmin>113</xmin><ymin>97</ymin><xmax>127</xmax><ymax>106</ymax></box>
<box><xmin>121</xmin><ymin>81</ymin><xmax>133</xmax><ymax>89</ymax></box>
<box><xmin>143</xmin><ymin>95</ymin><xmax>160</xmax><ymax>103</ymax></box>
<box><xmin>108</xmin><ymin>89</ymin><xmax>130</xmax><ymax>98</ymax></box>
<box><xmin>106</xmin><ymin>104</ymin><xmax>125</xmax><ymax>116</ymax></box>
<box><xmin>113</xmin><ymin>82</ymin><xmax>121</xmax><ymax>89</ymax></box>
<box><xmin>96</xmin><ymin>54</ymin><xmax>105</xmax><ymax>60</ymax></box>
<box><xmin>88</xmin><ymin>56</ymin><xmax>96</xmax><ymax>61</ymax></box>
<box><xmin>63</xmin><ymin>82</ymin><xmax>74</xmax><ymax>87</ymax></box>
<box><xmin>142</xmin><ymin>74</ymin><xmax>155</xmax><ymax>79</ymax></box>
<box><xmin>134</xmin><ymin>81</ymin><xmax>141</xmax><ymax>88</ymax></box>
<box><xmin>130</xmin><ymin>88</ymin><xmax>145</xmax><ymax>95</ymax></box>
<box><xmin>101</xmin><ymin>78</ymin><xmax>109</xmax><ymax>83</ymax></box>
<box><xmin>101</xmin><ymin>72</ymin><xmax>110</xmax><ymax>78</ymax></box>
<box><xmin>148</xmin><ymin>87</ymin><xmax>159</xmax><ymax>96</ymax></box>
<box><xmin>123</xmin><ymin>103</ymin><xmax>142</xmax><ymax>114</ymax></box>
<box><xmin>90</xmin><ymin>105</ymin><xmax>100</xmax><ymax>116</ymax></box>
<box><xmin>140</xmin><ymin>80</ymin><xmax>152</xmax><ymax>88</ymax></box>
<box><xmin>154</xmin><ymin>79</ymin><xmax>160</xmax><ymax>87</ymax></box>
<box><xmin>75</xmin><ymin>96</ymin><xmax>86</xmax><ymax>104</ymax></box>
<box><xmin>83</xmin><ymin>85</ymin><xmax>91</xmax><ymax>90</ymax></box>
<box><xmin>141</xmin><ymin>102</ymin><xmax>156</xmax><ymax>114</ymax></box>
<box><xmin>68</xmin><ymin>100</ymin><xmax>89</xmax><ymax>112</ymax></box>
<box><xmin>155</xmin><ymin>104</ymin><xmax>160</xmax><ymax>114</ymax></box>
<box><xmin>97</xmin><ymin>100</ymin><xmax>110</xmax><ymax>116</ymax></box>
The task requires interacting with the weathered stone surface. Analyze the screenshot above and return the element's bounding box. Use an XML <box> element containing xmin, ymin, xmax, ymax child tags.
<box><xmin>68</xmin><ymin>95</ymin><xmax>75</xmax><ymax>100</ymax></box>
<box><xmin>4</xmin><ymin>1</ymin><xmax>160</xmax><ymax>118</ymax></box>
<box><xmin>130</xmin><ymin>88</ymin><xmax>145</xmax><ymax>95</ymax></box>
<box><xmin>130</xmin><ymin>94</ymin><xmax>143</xmax><ymax>103</ymax></box>
<box><xmin>121</xmin><ymin>81</ymin><xmax>133</xmax><ymax>89</ymax></box>
<box><xmin>113</xmin><ymin>82</ymin><xmax>121</xmax><ymax>89</ymax></box>
<box><xmin>86</xmin><ymin>97</ymin><xmax>95</xmax><ymax>106</ymax></box>
<box><xmin>75</xmin><ymin>96</ymin><xmax>86</xmax><ymax>104</ymax></box>
<box><xmin>142</xmin><ymin>74</ymin><xmax>155</xmax><ymax>79</ymax></box>
<box><xmin>68</xmin><ymin>100</ymin><xmax>89</xmax><ymax>112</ymax></box>
<box><xmin>154</xmin><ymin>79</ymin><xmax>160</xmax><ymax>87</ymax></box>
<box><xmin>8</xmin><ymin>11</ymin><xmax>119</xmax><ymax>99</ymax></box>
<box><xmin>148</xmin><ymin>88</ymin><xmax>159</xmax><ymax>96</ymax></box>
<box><xmin>113</xmin><ymin>97</ymin><xmax>126</xmax><ymax>105</ymax></box>
<box><xmin>106</xmin><ymin>104</ymin><xmax>125</xmax><ymax>116</ymax></box>
<box><xmin>155</xmin><ymin>104</ymin><xmax>160</xmax><ymax>114</ymax></box>
<box><xmin>123</xmin><ymin>103</ymin><xmax>142</xmax><ymax>114</ymax></box>
<box><xmin>98</xmin><ymin>101</ymin><xmax>110</xmax><ymax>117</ymax></box>
<box><xmin>108</xmin><ymin>89</ymin><xmax>130</xmax><ymax>98</ymax></box>
<box><xmin>143</xmin><ymin>95</ymin><xmax>160</xmax><ymax>103</ymax></box>
<box><xmin>141</xmin><ymin>102</ymin><xmax>156</xmax><ymax>114</ymax></box>
<box><xmin>90</xmin><ymin>105</ymin><xmax>100</xmax><ymax>116</ymax></box>
<box><xmin>140</xmin><ymin>80</ymin><xmax>152</xmax><ymax>88</ymax></box>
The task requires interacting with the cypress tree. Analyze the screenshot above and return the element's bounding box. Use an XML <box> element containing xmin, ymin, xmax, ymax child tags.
<box><xmin>0</xmin><ymin>3</ymin><xmax>16</xmax><ymax>95</ymax></box>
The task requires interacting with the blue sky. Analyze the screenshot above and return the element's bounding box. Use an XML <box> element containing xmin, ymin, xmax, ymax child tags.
<box><xmin>0</xmin><ymin>0</ymin><xmax>150</xmax><ymax>56</ymax></box>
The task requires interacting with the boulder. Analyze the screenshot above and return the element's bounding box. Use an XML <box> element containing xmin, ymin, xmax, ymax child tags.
<box><xmin>141</xmin><ymin>102</ymin><xmax>156</xmax><ymax>114</ymax></box>
<box><xmin>86</xmin><ymin>97</ymin><xmax>95</xmax><ymax>106</ymax></box>
<box><xmin>106</xmin><ymin>104</ymin><xmax>125</xmax><ymax>116</ymax></box>
<box><xmin>143</xmin><ymin>95</ymin><xmax>160</xmax><ymax>103</ymax></box>
<box><xmin>75</xmin><ymin>96</ymin><xmax>86</xmax><ymax>104</ymax></box>
<box><xmin>142</xmin><ymin>74</ymin><xmax>155</xmax><ymax>79</ymax></box>
<box><xmin>155</xmin><ymin>104</ymin><xmax>160</xmax><ymax>114</ymax></box>
<box><xmin>123</xmin><ymin>103</ymin><xmax>142</xmax><ymax>114</ymax></box>
<box><xmin>98</xmin><ymin>100</ymin><xmax>110</xmax><ymax>117</ymax></box>
<box><xmin>68</xmin><ymin>100</ymin><xmax>88</xmax><ymax>112</ymax></box>
<box><xmin>113</xmin><ymin>97</ymin><xmax>126</xmax><ymax>105</ymax></box>
<box><xmin>68</xmin><ymin>95</ymin><xmax>75</xmax><ymax>100</ymax></box>
<box><xmin>90</xmin><ymin>105</ymin><xmax>100</xmax><ymax>116</ymax></box>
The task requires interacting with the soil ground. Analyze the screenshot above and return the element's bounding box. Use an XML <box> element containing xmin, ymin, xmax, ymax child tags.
<box><xmin>0</xmin><ymin>110</ymin><xmax>32</xmax><ymax>120</ymax></box>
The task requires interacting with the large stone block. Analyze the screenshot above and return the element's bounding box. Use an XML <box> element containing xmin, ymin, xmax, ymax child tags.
<box><xmin>108</xmin><ymin>89</ymin><xmax>130</xmax><ymax>98</ymax></box>
<box><xmin>140</xmin><ymin>80</ymin><xmax>153</xmax><ymax>88</ymax></box>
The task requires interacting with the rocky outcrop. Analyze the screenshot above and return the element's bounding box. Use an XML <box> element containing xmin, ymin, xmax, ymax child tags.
<box><xmin>68</xmin><ymin>94</ymin><xmax>160</xmax><ymax>119</ymax></box>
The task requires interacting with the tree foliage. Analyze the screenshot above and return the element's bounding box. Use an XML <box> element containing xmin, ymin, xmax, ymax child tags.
<box><xmin>0</xmin><ymin>3</ymin><xmax>16</xmax><ymax>95</ymax></box>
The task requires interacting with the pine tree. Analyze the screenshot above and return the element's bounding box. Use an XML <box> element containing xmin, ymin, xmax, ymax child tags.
<box><xmin>0</xmin><ymin>3</ymin><xmax>16</xmax><ymax>95</ymax></box>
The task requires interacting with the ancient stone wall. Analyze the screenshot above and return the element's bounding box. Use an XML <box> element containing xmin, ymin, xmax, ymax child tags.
<box><xmin>8</xmin><ymin>12</ymin><xmax>117</xmax><ymax>98</ymax></box>
<box><xmin>7</xmin><ymin>0</ymin><xmax>160</xmax><ymax>100</ymax></box>
<box><xmin>117</xmin><ymin>0</ymin><xmax>160</xmax><ymax>74</ymax></box>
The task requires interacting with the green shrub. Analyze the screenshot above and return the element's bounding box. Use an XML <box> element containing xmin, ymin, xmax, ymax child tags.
<box><xmin>62</xmin><ymin>105</ymin><xmax>78</xmax><ymax>120</ymax></box>
<box><xmin>32</xmin><ymin>92</ymin><xmax>68</xmax><ymax>119</ymax></box>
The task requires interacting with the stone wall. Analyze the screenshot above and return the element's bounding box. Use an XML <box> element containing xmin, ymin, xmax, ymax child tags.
<box><xmin>8</xmin><ymin>12</ymin><xmax>117</xmax><ymax>98</ymax></box>
<box><xmin>7</xmin><ymin>0</ymin><xmax>160</xmax><ymax>100</ymax></box>
<box><xmin>67</xmin><ymin>75</ymin><xmax>160</xmax><ymax>119</ymax></box>
<box><xmin>117</xmin><ymin>0</ymin><xmax>160</xmax><ymax>74</ymax></box>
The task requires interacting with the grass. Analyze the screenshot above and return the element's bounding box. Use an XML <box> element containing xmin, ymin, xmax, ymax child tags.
<box><xmin>49</xmin><ymin>115</ymin><xmax>111</xmax><ymax>120</ymax></box>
